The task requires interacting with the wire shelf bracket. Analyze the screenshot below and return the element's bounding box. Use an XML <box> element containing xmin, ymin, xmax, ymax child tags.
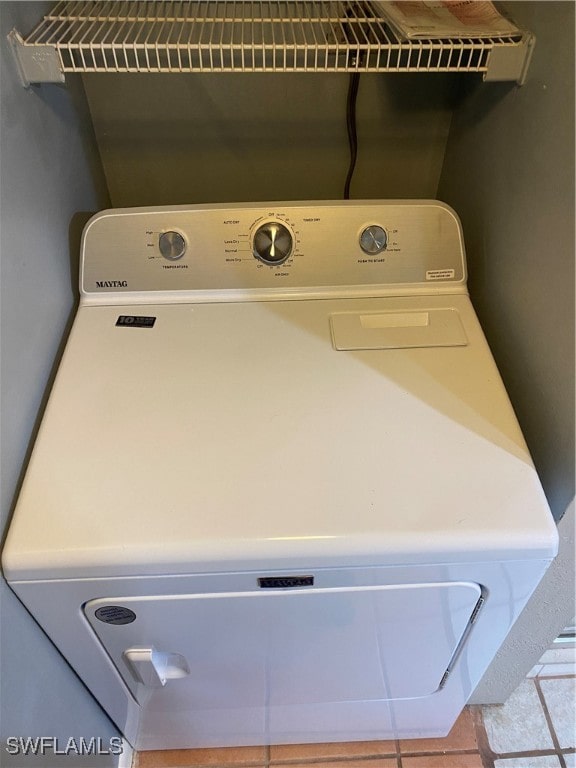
<box><xmin>8</xmin><ymin>29</ymin><xmax>65</xmax><ymax>88</ymax></box>
<box><xmin>484</xmin><ymin>31</ymin><xmax>535</xmax><ymax>85</ymax></box>
<box><xmin>7</xmin><ymin>2</ymin><xmax>535</xmax><ymax>87</ymax></box>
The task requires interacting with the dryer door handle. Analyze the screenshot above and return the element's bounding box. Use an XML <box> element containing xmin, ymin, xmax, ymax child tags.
<box><xmin>123</xmin><ymin>647</ymin><xmax>190</xmax><ymax>687</ymax></box>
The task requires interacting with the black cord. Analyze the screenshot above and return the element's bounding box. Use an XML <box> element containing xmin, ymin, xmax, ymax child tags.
<box><xmin>343</xmin><ymin>70</ymin><xmax>361</xmax><ymax>199</ymax></box>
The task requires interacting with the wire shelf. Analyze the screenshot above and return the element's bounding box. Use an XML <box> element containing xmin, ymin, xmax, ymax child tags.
<box><xmin>15</xmin><ymin>1</ymin><xmax>531</xmax><ymax>77</ymax></box>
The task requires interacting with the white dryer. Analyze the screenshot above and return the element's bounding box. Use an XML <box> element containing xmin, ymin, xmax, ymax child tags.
<box><xmin>3</xmin><ymin>201</ymin><xmax>558</xmax><ymax>750</ymax></box>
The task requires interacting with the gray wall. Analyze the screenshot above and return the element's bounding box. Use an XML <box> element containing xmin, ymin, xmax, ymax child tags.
<box><xmin>0</xmin><ymin>3</ymin><xmax>120</xmax><ymax>766</ymax></box>
<box><xmin>82</xmin><ymin>71</ymin><xmax>459</xmax><ymax>206</ymax></box>
<box><xmin>0</xmin><ymin>4</ymin><xmax>573</xmax><ymax>759</ymax></box>
<box><xmin>438</xmin><ymin>1</ymin><xmax>575</xmax><ymax>702</ymax></box>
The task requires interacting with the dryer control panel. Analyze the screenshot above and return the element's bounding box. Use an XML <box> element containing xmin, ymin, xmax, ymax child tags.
<box><xmin>80</xmin><ymin>201</ymin><xmax>466</xmax><ymax>302</ymax></box>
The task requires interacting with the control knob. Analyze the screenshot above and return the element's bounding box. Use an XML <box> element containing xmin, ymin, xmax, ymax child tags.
<box><xmin>159</xmin><ymin>231</ymin><xmax>186</xmax><ymax>260</ymax></box>
<box><xmin>253</xmin><ymin>222</ymin><xmax>293</xmax><ymax>265</ymax></box>
<box><xmin>360</xmin><ymin>225</ymin><xmax>387</xmax><ymax>255</ymax></box>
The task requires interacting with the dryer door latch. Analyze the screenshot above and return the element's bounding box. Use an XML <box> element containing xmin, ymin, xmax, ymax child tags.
<box><xmin>123</xmin><ymin>647</ymin><xmax>190</xmax><ymax>687</ymax></box>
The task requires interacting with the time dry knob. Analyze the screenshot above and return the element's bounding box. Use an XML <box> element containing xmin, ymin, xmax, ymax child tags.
<box><xmin>253</xmin><ymin>222</ymin><xmax>293</xmax><ymax>265</ymax></box>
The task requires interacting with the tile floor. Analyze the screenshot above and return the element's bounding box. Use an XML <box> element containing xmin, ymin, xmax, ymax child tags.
<box><xmin>133</xmin><ymin>652</ymin><xmax>575</xmax><ymax>768</ymax></box>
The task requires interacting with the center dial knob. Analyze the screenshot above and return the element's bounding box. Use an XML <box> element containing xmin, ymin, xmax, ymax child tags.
<box><xmin>253</xmin><ymin>221</ymin><xmax>293</xmax><ymax>265</ymax></box>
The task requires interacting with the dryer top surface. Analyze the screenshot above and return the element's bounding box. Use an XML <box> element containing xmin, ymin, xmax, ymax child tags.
<box><xmin>4</xmin><ymin>290</ymin><xmax>557</xmax><ymax>581</ymax></box>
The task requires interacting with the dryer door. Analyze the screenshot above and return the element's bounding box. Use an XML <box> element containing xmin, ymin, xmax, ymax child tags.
<box><xmin>84</xmin><ymin>581</ymin><xmax>481</xmax><ymax>745</ymax></box>
<box><xmin>85</xmin><ymin>580</ymin><xmax>481</xmax><ymax>699</ymax></box>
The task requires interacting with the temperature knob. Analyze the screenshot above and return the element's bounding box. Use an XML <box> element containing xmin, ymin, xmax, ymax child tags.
<box><xmin>159</xmin><ymin>231</ymin><xmax>186</xmax><ymax>260</ymax></box>
<box><xmin>253</xmin><ymin>222</ymin><xmax>293</xmax><ymax>265</ymax></box>
<box><xmin>360</xmin><ymin>225</ymin><xmax>387</xmax><ymax>255</ymax></box>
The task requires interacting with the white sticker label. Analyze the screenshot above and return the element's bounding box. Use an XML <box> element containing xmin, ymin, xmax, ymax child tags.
<box><xmin>426</xmin><ymin>269</ymin><xmax>455</xmax><ymax>281</ymax></box>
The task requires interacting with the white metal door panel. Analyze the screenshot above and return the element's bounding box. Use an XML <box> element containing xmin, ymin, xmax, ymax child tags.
<box><xmin>84</xmin><ymin>582</ymin><xmax>481</xmax><ymax>713</ymax></box>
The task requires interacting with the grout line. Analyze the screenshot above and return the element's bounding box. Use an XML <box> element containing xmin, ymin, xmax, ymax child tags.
<box><xmin>270</xmin><ymin>754</ymin><xmax>395</xmax><ymax>763</ymax></box>
<box><xmin>560</xmin><ymin>752</ymin><xmax>576</xmax><ymax>768</ymax></box>
<box><xmin>394</xmin><ymin>738</ymin><xmax>402</xmax><ymax>768</ymax></box>
<box><xmin>270</xmin><ymin>750</ymin><xmax>486</xmax><ymax>763</ymax></box>
<box><xmin>397</xmin><ymin>749</ymin><xmax>484</xmax><ymax>757</ymax></box>
<box><xmin>534</xmin><ymin>676</ymin><xmax>565</xmax><ymax>754</ymax></box>
<box><xmin>133</xmin><ymin>760</ymin><xmax>268</xmax><ymax>768</ymax></box>
<box><xmin>492</xmin><ymin>750</ymin><xmax>563</xmax><ymax>758</ymax></box>
<box><xmin>135</xmin><ymin>761</ymin><xmax>268</xmax><ymax>768</ymax></box>
<box><xmin>270</xmin><ymin>757</ymin><xmax>399</xmax><ymax>765</ymax></box>
<box><xmin>470</xmin><ymin>706</ymin><xmax>495</xmax><ymax>768</ymax></box>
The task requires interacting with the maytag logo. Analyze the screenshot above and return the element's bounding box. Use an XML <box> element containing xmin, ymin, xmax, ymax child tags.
<box><xmin>258</xmin><ymin>576</ymin><xmax>314</xmax><ymax>589</ymax></box>
<box><xmin>96</xmin><ymin>280</ymin><xmax>128</xmax><ymax>288</ymax></box>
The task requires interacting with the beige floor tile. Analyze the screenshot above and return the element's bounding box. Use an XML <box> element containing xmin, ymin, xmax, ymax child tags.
<box><xmin>539</xmin><ymin>648</ymin><xmax>576</xmax><ymax>664</ymax></box>
<box><xmin>401</xmin><ymin>755</ymin><xmax>483</xmax><ymax>768</ymax></box>
<box><xmin>135</xmin><ymin>745</ymin><xmax>266</xmax><ymax>767</ymax></box>
<box><xmin>270</xmin><ymin>740</ymin><xmax>397</xmax><ymax>762</ymax></box>
<box><xmin>540</xmin><ymin>663</ymin><xmax>576</xmax><ymax>677</ymax></box>
<box><xmin>482</xmin><ymin>679</ymin><xmax>555</xmax><ymax>753</ymax></box>
<box><xmin>540</xmin><ymin>677</ymin><xmax>576</xmax><ymax>749</ymax></box>
<box><xmin>399</xmin><ymin>708</ymin><xmax>477</xmax><ymax>753</ymax></box>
